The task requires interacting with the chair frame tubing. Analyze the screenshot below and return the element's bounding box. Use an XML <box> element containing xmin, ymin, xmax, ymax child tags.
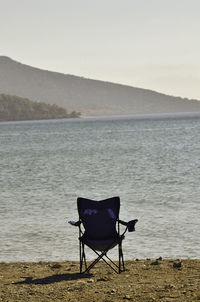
<box><xmin>79</xmin><ymin>220</ymin><xmax>125</xmax><ymax>274</ymax></box>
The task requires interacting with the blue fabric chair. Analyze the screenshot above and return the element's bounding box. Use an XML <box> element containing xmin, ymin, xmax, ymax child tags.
<box><xmin>69</xmin><ymin>196</ymin><xmax>138</xmax><ymax>274</ymax></box>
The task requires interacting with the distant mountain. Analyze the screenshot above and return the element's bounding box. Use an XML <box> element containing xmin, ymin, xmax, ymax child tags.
<box><xmin>1</xmin><ymin>56</ymin><xmax>200</xmax><ymax>116</ymax></box>
<box><xmin>0</xmin><ymin>94</ymin><xmax>80</xmax><ymax>122</ymax></box>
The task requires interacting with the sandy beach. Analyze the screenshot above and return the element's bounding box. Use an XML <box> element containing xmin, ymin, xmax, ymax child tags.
<box><xmin>0</xmin><ymin>259</ymin><xmax>199</xmax><ymax>301</ymax></box>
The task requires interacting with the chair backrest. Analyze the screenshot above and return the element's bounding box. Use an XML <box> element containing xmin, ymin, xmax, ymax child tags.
<box><xmin>77</xmin><ymin>196</ymin><xmax>120</xmax><ymax>240</ymax></box>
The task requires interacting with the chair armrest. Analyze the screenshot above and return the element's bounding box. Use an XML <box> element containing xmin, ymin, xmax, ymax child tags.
<box><xmin>68</xmin><ymin>220</ymin><xmax>81</xmax><ymax>227</ymax></box>
<box><xmin>119</xmin><ymin>219</ymin><xmax>138</xmax><ymax>232</ymax></box>
<box><xmin>118</xmin><ymin>219</ymin><xmax>128</xmax><ymax>226</ymax></box>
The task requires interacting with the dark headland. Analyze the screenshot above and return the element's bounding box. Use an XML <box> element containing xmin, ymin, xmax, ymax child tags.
<box><xmin>0</xmin><ymin>94</ymin><xmax>80</xmax><ymax>122</ymax></box>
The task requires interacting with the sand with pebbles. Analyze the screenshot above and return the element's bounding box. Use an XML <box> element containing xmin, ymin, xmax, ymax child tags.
<box><xmin>0</xmin><ymin>259</ymin><xmax>199</xmax><ymax>302</ymax></box>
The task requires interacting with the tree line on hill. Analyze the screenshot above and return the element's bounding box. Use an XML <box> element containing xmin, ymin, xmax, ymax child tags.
<box><xmin>0</xmin><ymin>94</ymin><xmax>81</xmax><ymax>121</ymax></box>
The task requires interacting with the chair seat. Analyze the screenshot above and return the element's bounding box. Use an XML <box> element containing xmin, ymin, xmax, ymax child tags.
<box><xmin>80</xmin><ymin>235</ymin><xmax>124</xmax><ymax>252</ymax></box>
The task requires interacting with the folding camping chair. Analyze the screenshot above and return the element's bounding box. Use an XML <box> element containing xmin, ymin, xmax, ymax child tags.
<box><xmin>69</xmin><ymin>196</ymin><xmax>138</xmax><ymax>274</ymax></box>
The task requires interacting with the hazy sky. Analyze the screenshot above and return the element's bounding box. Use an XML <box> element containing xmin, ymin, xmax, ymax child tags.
<box><xmin>1</xmin><ymin>0</ymin><xmax>200</xmax><ymax>99</ymax></box>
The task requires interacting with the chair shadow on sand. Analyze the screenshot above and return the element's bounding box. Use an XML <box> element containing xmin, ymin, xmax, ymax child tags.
<box><xmin>14</xmin><ymin>272</ymin><xmax>93</xmax><ymax>285</ymax></box>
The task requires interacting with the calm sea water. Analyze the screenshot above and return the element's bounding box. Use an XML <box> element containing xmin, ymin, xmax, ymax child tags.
<box><xmin>0</xmin><ymin>114</ymin><xmax>200</xmax><ymax>262</ymax></box>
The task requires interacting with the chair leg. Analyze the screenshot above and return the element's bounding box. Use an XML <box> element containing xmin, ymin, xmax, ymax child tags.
<box><xmin>80</xmin><ymin>242</ymin><xmax>87</xmax><ymax>273</ymax></box>
<box><xmin>121</xmin><ymin>246</ymin><xmax>125</xmax><ymax>272</ymax></box>
<box><xmin>119</xmin><ymin>245</ymin><xmax>121</xmax><ymax>273</ymax></box>
<box><xmin>83</xmin><ymin>244</ymin><xmax>87</xmax><ymax>271</ymax></box>
<box><xmin>79</xmin><ymin>240</ymin><xmax>83</xmax><ymax>273</ymax></box>
<box><xmin>118</xmin><ymin>241</ymin><xmax>125</xmax><ymax>273</ymax></box>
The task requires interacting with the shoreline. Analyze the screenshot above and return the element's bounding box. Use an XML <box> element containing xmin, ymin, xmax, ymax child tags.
<box><xmin>1</xmin><ymin>259</ymin><xmax>199</xmax><ymax>301</ymax></box>
<box><xmin>1</xmin><ymin>111</ymin><xmax>200</xmax><ymax>125</ymax></box>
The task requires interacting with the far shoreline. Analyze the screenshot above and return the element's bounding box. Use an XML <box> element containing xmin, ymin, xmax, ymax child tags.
<box><xmin>1</xmin><ymin>111</ymin><xmax>200</xmax><ymax>125</ymax></box>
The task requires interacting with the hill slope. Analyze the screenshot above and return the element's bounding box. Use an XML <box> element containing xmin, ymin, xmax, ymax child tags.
<box><xmin>1</xmin><ymin>56</ymin><xmax>200</xmax><ymax>116</ymax></box>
